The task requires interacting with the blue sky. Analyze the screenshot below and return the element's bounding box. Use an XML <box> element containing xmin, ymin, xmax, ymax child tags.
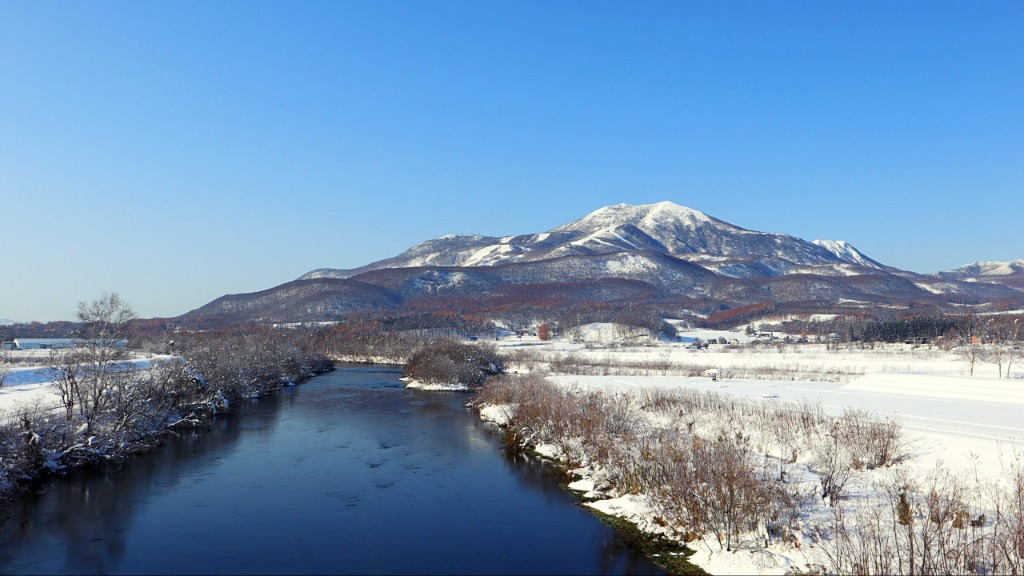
<box><xmin>2</xmin><ymin>1</ymin><xmax>1021</xmax><ymax>321</ymax></box>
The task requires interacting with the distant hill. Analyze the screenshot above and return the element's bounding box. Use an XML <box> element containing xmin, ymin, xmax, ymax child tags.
<box><xmin>178</xmin><ymin>201</ymin><xmax>1023</xmax><ymax>326</ymax></box>
<box><xmin>936</xmin><ymin>259</ymin><xmax>1024</xmax><ymax>292</ymax></box>
<box><xmin>940</xmin><ymin>259</ymin><xmax>1024</xmax><ymax>277</ymax></box>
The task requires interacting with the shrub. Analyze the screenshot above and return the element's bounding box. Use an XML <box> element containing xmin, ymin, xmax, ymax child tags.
<box><xmin>404</xmin><ymin>339</ymin><xmax>505</xmax><ymax>386</ymax></box>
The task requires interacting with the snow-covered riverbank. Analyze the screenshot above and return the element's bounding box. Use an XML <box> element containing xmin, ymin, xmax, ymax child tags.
<box><xmin>0</xmin><ymin>336</ymin><xmax>333</xmax><ymax>497</ymax></box>
<box><xmin>477</xmin><ymin>336</ymin><xmax>1024</xmax><ymax>575</ymax></box>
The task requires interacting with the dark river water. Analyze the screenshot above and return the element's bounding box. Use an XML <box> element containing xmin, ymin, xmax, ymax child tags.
<box><xmin>0</xmin><ymin>364</ymin><xmax>666</xmax><ymax>575</ymax></box>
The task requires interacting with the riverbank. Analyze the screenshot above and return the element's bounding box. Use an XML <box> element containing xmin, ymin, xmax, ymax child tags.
<box><xmin>0</xmin><ymin>334</ymin><xmax>333</xmax><ymax>500</ymax></box>
<box><xmin>471</xmin><ymin>367</ymin><xmax>1024</xmax><ymax>576</ymax></box>
<box><xmin>472</xmin><ymin>380</ymin><xmax>707</xmax><ymax>576</ymax></box>
<box><xmin>0</xmin><ymin>363</ymin><xmax>332</xmax><ymax>501</ymax></box>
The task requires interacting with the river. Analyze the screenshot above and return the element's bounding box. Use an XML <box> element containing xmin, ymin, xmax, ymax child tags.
<box><xmin>0</xmin><ymin>364</ymin><xmax>666</xmax><ymax>574</ymax></box>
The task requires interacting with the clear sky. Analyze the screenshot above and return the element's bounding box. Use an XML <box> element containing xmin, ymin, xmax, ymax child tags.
<box><xmin>2</xmin><ymin>1</ymin><xmax>1021</xmax><ymax>322</ymax></box>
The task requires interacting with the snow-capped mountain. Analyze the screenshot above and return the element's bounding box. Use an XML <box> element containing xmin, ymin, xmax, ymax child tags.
<box><xmin>181</xmin><ymin>202</ymin><xmax>1023</xmax><ymax>325</ymax></box>
<box><xmin>302</xmin><ymin>201</ymin><xmax>881</xmax><ymax>280</ymax></box>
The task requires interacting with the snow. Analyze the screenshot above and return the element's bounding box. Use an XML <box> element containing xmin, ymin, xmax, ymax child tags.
<box><xmin>642</xmin><ymin>200</ymin><xmax>713</xmax><ymax>227</ymax></box>
<box><xmin>0</xmin><ymin>368</ymin><xmax>64</xmax><ymax>414</ymax></box>
<box><xmin>805</xmin><ymin>314</ymin><xmax>838</xmax><ymax>322</ymax></box>
<box><xmin>569</xmin><ymin>227</ymin><xmax>629</xmax><ymax>250</ymax></box>
<box><xmin>811</xmin><ymin>239</ymin><xmax>882</xmax><ymax>269</ymax></box>
<box><xmin>563</xmin><ymin>322</ymin><xmax>658</xmax><ymax>343</ymax></box>
<box><xmin>463</xmin><ymin>243</ymin><xmax>516</xmax><ymax>266</ymax></box>
<box><xmin>604</xmin><ymin>253</ymin><xmax>659</xmax><ymax>274</ymax></box>
<box><xmin>402</xmin><ymin>378</ymin><xmax>470</xmax><ymax>392</ymax></box>
<box><xmin>981</xmin><ymin>308</ymin><xmax>1024</xmax><ymax>316</ymax></box>
<box><xmin>948</xmin><ymin>259</ymin><xmax>1024</xmax><ymax>276</ymax></box>
<box><xmin>478</xmin><ymin>404</ymin><xmax>513</xmax><ymax>426</ymax></box>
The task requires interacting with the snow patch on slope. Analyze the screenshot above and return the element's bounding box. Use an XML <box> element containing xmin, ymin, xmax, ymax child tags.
<box><xmin>812</xmin><ymin>239</ymin><xmax>883</xmax><ymax>269</ymax></box>
<box><xmin>604</xmin><ymin>253</ymin><xmax>658</xmax><ymax>275</ymax></box>
<box><xmin>463</xmin><ymin>243</ymin><xmax>519</xmax><ymax>266</ymax></box>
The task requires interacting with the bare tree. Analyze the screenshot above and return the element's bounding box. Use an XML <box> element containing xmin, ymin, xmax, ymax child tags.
<box><xmin>1007</xmin><ymin>316</ymin><xmax>1022</xmax><ymax>379</ymax></box>
<box><xmin>989</xmin><ymin>315</ymin><xmax>1022</xmax><ymax>378</ymax></box>
<box><xmin>959</xmin><ymin>312</ymin><xmax>983</xmax><ymax>376</ymax></box>
<box><xmin>49</xmin><ymin>292</ymin><xmax>139</xmax><ymax>438</ymax></box>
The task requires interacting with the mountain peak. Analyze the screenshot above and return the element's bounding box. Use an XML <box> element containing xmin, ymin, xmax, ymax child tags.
<box><xmin>559</xmin><ymin>201</ymin><xmax>717</xmax><ymax>232</ymax></box>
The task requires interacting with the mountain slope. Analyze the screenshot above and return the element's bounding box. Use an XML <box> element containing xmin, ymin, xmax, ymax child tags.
<box><xmin>182</xmin><ymin>278</ymin><xmax>401</xmax><ymax>324</ymax></box>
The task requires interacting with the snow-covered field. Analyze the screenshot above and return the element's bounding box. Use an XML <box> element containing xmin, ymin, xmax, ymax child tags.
<box><xmin>0</xmin><ymin>365</ymin><xmax>67</xmax><ymax>415</ymax></box>
<box><xmin>501</xmin><ymin>326</ymin><xmax>981</xmax><ymax>381</ymax></box>
<box><xmin>551</xmin><ymin>373</ymin><xmax>1024</xmax><ymax>477</ymax></box>
<box><xmin>488</xmin><ymin>327</ymin><xmax>1024</xmax><ymax>575</ymax></box>
<box><xmin>0</xmin><ymin>356</ymin><xmax>172</xmax><ymax>417</ymax></box>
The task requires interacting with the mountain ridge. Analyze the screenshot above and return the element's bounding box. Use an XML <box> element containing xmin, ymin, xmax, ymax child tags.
<box><xmin>300</xmin><ymin>201</ymin><xmax>882</xmax><ymax>281</ymax></box>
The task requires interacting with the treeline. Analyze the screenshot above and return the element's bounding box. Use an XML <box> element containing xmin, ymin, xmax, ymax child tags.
<box><xmin>0</xmin><ymin>320</ymin><xmax>79</xmax><ymax>340</ymax></box>
<box><xmin>366</xmin><ymin>311</ymin><xmax>493</xmax><ymax>336</ymax></box>
<box><xmin>306</xmin><ymin>324</ymin><xmax>436</xmax><ymax>364</ymax></box>
<box><xmin>763</xmin><ymin>313</ymin><xmax>1023</xmax><ymax>348</ymax></box>
<box><xmin>701</xmin><ymin>301</ymin><xmax>777</xmax><ymax>327</ymax></box>
<box><xmin>857</xmin><ymin>316</ymin><xmax>961</xmax><ymax>343</ymax></box>
<box><xmin>302</xmin><ymin>311</ymin><xmax>498</xmax><ymax>364</ymax></box>
<box><xmin>169</xmin><ymin>327</ymin><xmax>334</xmax><ymax>397</ymax></box>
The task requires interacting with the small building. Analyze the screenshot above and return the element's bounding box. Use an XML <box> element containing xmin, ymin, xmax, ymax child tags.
<box><xmin>11</xmin><ymin>338</ymin><xmax>82</xmax><ymax>350</ymax></box>
<box><xmin>703</xmin><ymin>368</ymin><xmax>721</xmax><ymax>381</ymax></box>
<box><xmin>8</xmin><ymin>338</ymin><xmax>128</xmax><ymax>350</ymax></box>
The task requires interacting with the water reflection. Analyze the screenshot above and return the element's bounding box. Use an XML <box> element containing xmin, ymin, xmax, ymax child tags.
<box><xmin>0</xmin><ymin>365</ymin><xmax>665</xmax><ymax>575</ymax></box>
<box><xmin>0</xmin><ymin>397</ymin><xmax>287</xmax><ymax>574</ymax></box>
